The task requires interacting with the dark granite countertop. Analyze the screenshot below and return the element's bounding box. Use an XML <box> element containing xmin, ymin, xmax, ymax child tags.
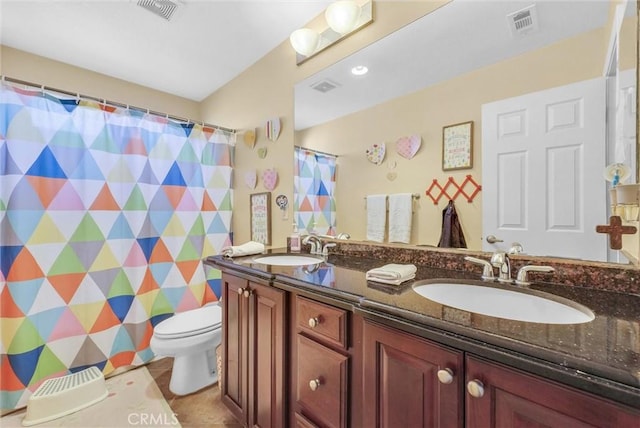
<box><xmin>205</xmin><ymin>248</ymin><xmax>640</xmax><ymax>409</ymax></box>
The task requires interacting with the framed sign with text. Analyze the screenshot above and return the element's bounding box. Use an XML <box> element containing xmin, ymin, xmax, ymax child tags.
<box><xmin>442</xmin><ymin>121</ymin><xmax>473</xmax><ymax>171</ymax></box>
<box><xmin>250</xmin><ymin>192</ymin><xmax>271</xmax><ymax>245</ymax></box>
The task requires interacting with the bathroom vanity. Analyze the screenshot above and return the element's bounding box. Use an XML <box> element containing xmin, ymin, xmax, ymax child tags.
<box><xmin>205</xmin><ymin>244</ymin><xmax>640</xmax><ymax>427</ymax></box>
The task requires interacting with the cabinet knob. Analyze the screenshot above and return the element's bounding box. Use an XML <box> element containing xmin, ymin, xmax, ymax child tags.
<box><xmin>467</xmin><ymin>379</ymin><xmax>485</xmax><ymax>398</ymax></box>
<box><xmin>309</xmin><ymin>378</ymin><xmax>322</xmax><ymax>391</ymax></box>
<box><xmin>243</xmin><ymin>289</ymin><xmax>251</xmax><ymax>298</ymax></box>
<box><xmin>308</xmin><ymin>317</ymin><xmax>320</xmax><ymax>328</ymax></box>
<box><xmin>437</xmin><ymin>368</ymin><xmax>454</xmax><ymax>384</ymax></box>
<box><xmin>237</xmin><ymin>287</ymin><xmax>244</xmax><ymax>295</ymax></box>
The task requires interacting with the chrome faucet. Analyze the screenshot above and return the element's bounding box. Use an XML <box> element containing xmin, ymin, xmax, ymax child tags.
<box><xmin>491</xmin><ymin>252</ymin><xmax>511</xmax><ymax>283</ymax></box>
<box><xmin>515</xmin><ymin>265</ymin><xmax>555</xmax><ymax>286</ymax></box>
<box><xmin>302</xmin><ymin>235</ymin><xmax>322</xmax><ymax>254</ymax></box>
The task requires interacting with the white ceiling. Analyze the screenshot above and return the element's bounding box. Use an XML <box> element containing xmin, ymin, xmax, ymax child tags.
<box><xmin>0</xmin><ymin>0</ymin><xmax>331</xmax><ymax>101</ymax></box>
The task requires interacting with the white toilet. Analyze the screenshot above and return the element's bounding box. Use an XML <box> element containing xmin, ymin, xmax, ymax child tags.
<box><xmin>150</xmin><ymin>303</ymin><xmax>223</xmax><ymax>395</ymax></box>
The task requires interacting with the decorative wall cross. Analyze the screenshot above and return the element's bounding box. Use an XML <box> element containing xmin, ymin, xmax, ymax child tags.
<box><xmin>595</xmin><ymin>216</ymin><xmax>637</xmax><ymax>250</ymax></box>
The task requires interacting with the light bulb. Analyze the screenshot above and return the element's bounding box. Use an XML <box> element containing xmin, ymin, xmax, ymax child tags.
<box><xmin>325</xmin><ymin>1</ymin><xmax>361</xmax><ymax>34</ymax></box>
<box><xmin>289</xmin><ymin>28</ymin><xmax>321</xmax><ymax>57</ymax></box>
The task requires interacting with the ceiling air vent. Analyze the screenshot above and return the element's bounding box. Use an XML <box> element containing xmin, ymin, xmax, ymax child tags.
<box><xmin>311</xmin><ymin>79</ymin><xmax>340</xmax><ymax>93</ymax></box>
<box><xmin>507</xmin><ymin>4</ymin><xmax>539</xmax><ymax>37</ymax></box>
<box><xmin>137</xmin><ymin>0</ymin><xmax>182</xmax><ymax>21</ymax></box>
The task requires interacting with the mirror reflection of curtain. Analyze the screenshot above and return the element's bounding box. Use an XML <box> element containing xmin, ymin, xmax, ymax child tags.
<box><xmin>294</xmin><ymin>147</ymin><xmax>337</xmax><ymax>235</ymax></box>
<box><xmin>0</xmin><ymin>83</ymin><xmax>234</xmax><ymax>410</ymax></box>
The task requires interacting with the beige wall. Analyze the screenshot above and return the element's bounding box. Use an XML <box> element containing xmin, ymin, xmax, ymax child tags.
<box><xmin>201</xmin><ymin>1</ymin><xmax>637</xmax><ymax>249</ymax></box>
<box><xmin>0</xmin><ymin>46</ymin><xmax>200</xmax><ymax>119</ymax></box>
<box><xmin>1</xmin><ymin>0</ymin><xmax>637</xmax><ymax>251</ymax></box>
<box><xmin>199</xmin><ymin>1</ymin><xmax>447</xmax><ymax>247</ymax></box>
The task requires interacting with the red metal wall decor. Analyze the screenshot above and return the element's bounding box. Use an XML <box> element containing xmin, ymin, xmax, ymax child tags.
<box><xmin>425</xmin><ymin>175</ymin><xmax>482</xmax><ymax>204</ymax></box>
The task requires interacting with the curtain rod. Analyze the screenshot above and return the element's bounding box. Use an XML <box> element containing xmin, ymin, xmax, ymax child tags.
<box><xmin>295</xmin><ymin>145</ymin><xmax>338</xmax><ymax>158</ymax></box>
<box><xmin>1</xmin><ymin>75</ymin><xmax>237</xmax><ymax>134</ymax></box>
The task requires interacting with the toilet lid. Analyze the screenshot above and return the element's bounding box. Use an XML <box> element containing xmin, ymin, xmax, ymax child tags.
<box><xmin>154</xmin><ymin>305</ymin><xmax>222</xmax><ymax>339</ymax></box>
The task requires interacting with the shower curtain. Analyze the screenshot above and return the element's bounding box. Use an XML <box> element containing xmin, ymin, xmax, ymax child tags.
<box><xmin>0</xmin><ymin>83</ymin><xmax>235</xmax><ymax>410</ymax></box>
<box><xmin>294</xmin><ymin>147</ymin><xmax>337</xmax><ymax>235</ymax></box>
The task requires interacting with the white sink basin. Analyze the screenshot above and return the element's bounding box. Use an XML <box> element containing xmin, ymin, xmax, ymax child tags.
<box><xmin>252</xmin><ymin>254</ymin><xmax>324</xmax><ymax>266</ymax></box>
<box><xmin>412</xmin><ymin>282</ymin><xmax>594</xmax><ymax>324</ymax></box>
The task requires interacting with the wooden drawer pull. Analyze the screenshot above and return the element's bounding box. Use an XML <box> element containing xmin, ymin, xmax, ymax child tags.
<box><xmin>308</xmin><ymin>317</ymin><xmax>321</xmax><ymax>328</ymax></box>
<box><xmin>309</xmin><ymin>378</ymin><xmax>322</xmax><ymax>391</ymax></box>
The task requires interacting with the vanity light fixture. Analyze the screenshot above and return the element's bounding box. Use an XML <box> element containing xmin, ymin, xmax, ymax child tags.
<box><xmin>290</xmin><ymin>28</ymin><xmax>321</xmax><ymax>57</ymax></box>
<box><xmin>290</xmin><ymin>1</ymin><xmax>373</xmax><ymax>65</ymax></box>
<box><xmin>351</xmin><ymin>65</ymin><xmax>369</xmax><ymax>76</ymax></box>
<box><xmin>325</xmin><ymin>1</ymin><xmax>361</xmax><ymax>34</ymax></box>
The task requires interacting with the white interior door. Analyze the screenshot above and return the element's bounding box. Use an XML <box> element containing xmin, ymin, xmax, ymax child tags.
<box><xmin>482</xmin><ymin>77</ymin><xmax>607</xmax><ymax>261</ymax></box>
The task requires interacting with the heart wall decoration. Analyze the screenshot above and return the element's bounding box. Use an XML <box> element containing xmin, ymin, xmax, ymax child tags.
<box><xmin>365</xmin><ymin>142</ymin><xmax>386</xmax><ymax>165</ymax></box>
<box><xmin>265</xmin><ymin>117</ymin><xmax>281</xmax><ymax>142</ymax></box>
<box><xmin>244</xmin><ymin>170</ymin><xmax>257</xmax><ymax>189</ymax></box>
<box><xmin>263</xmin><ymin>169</ymin><xmax>279</xmax><ymax>191</ymax></box>
<box><xmin>242</xmin><ymin>129</ymin><xmax>256</xmax><ymax>149</ymax></box>
<box><xmin>396</xmin><ymin>135</ymin><xmax>422</xmax><ymax>159</ymax></box>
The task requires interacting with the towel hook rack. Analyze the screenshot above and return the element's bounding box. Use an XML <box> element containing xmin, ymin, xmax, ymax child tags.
<box><xmin>425</xmin><ymin>175</ymin><xmax>482</xmax><ymax>204</ymax></box>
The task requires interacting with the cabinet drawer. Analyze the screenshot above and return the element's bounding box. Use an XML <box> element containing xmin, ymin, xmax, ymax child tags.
<box><xmin>296</xmin><ymin>335</ymin><xmax>348</xmax><ymax>428</ymax></box>
<box><xmin>294</xmin><ymin>412</ymin><xmax>319</xmax><ymax>428</ymax></box>
<box><xmin>296</xmin><ymin>295</ymin><xmax>348</xmax><ymax>349</ymax></box>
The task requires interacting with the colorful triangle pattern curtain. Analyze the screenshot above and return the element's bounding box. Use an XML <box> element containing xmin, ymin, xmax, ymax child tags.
<box><xmin>0</xmin><ymin>83</ymin><xmax>234</xmax><ymax>410</ymax></box>
<box><xmin>294</xmin><ymin>147</ymin><xmax>337</xmax><ymax>235</ymax></box>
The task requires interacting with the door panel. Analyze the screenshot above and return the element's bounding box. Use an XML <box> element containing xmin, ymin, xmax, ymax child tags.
<box><xmin>250</xmin><ymin>283</ymin><xmax>286</xmax><ymax>428</ymax></box>
<box><xmin>483</xmin><ymin>77</ymin><xmax>607</xmax><ymax>261</ymax></box>
<box><xmin>362</xmin><ymin>320</ymin><xmax>463</xmax><ymax>428</ymax></box>
<box><xmin>221</xmin><ymin>274</ymin><xmax>248</xmax><ymax>422</ymax></box>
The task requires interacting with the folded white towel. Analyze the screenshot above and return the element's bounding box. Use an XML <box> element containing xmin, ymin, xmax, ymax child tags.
<box><xmin>365</xmin><ymin>274</ymin><xmax>416</xmax><ymax>286</ymax></box>
<box><xmin>366</xmin><ymin>194</ymin><xmax>387</xmax><ymax>242</ymax></box>
<box><xmin>221</xmin><ymin>241</ymin><xmax>265</xmax><ymax>257</ymax></box>
<box><xmin>388</xmin><ymin>193</ymin><xmax>413</xmax><ymax>243</ymax></box>
<box><xmin>366</xmin><ymin>263</ymin><xmax>417</xmax><ymax>285</ymax></box>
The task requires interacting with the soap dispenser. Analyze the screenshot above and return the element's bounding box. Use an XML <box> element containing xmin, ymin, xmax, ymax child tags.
<box><xmin>290</xmin><ymin>222</ymin><xmax>301</xmax><ymax>252</ymax></box>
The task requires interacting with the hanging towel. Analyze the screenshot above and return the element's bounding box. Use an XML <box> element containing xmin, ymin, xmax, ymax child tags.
<box><xmin>388</xmin><ymin>193</ymin><xmax>413</xmax><ymax>243</ymax></box>
<box><xmin>437</xmin><ymin>200</ymin><xmax>467</xmax><ymax>248</ymax></box>
<box><xmin>366</xmin><ymin>263</ymin><xmax>417</xmax><ymax>285</ymax></box>
<box><xmin>221</xmin><ymin>241</ymin><xmax>265</xmax><ymax>257</ymax></box>
<box><xmin>366</xmin><ymin>194</ymin><xmax>387</xmax><ymax>242</ymax></box>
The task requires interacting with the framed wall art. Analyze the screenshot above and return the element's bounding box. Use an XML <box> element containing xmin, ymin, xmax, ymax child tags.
<box><xmin>250</xmin><ymin>192</ymin><xmax>271</xmax><ymax>245</ymax></box>
<box><xmin>442</xmin><ymin>121</ymin><xmax>473</xmax><ymax>171</ymax></box>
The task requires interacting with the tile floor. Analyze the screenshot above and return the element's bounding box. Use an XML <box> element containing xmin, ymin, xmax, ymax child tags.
<box><xmin>147</xmin><ymin>358</ymin><xmax>242</xmax><ymax>428</ymax></box>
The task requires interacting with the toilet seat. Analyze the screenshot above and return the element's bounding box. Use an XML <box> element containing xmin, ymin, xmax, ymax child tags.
<box><xmin>154</xmin><ymin>305</ymin><xmax>222</xmax><ymax>339</ymax></box>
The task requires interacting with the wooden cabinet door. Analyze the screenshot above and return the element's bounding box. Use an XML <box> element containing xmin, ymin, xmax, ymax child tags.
<box><xmin>221</xmin><ymin>273</ymin><xmax>249</xmax><ymax>423</ymax></box>
<box><xmin>247</xmin><ymin>281</ymin><xmax>286</xmax><ymax>428</ymax></box>
<box><xmin>466</xmin><ymin>356</ymin><xmax>640</xmax><ymax>428</ymax></box>
<box><xmin>362</xmin><ymin>320</ymin><xmax>464</xmax><ymax>428</ymax></box>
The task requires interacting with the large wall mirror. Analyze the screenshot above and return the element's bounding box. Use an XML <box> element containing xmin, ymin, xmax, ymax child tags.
<box><xmin>294</xmin><ymin>0</ymin><xmax>638</xmax><ymax>265</ymax></box>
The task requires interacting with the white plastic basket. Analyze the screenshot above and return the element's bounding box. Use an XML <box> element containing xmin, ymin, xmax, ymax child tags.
<box><xmin>22</xmin><ymin>366</ymin><xmax>108</xmax><ymax>426</ymax></box>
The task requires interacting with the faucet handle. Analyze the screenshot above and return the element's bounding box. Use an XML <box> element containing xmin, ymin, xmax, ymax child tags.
<box><xmin>464</xmin><ymin>256</ymin><xmax>495</xmax><ymax>281</ymax></box>
<box><xmin>322</xmin><ymin>242</ymin><xmax>336</xmax><ymax>257</ymax></box>
<box><xmin>490</xmin><ymin>252</ymin><xmax>506</xmax><ymax>267</ymax></box>
<box><xmin>515</xmin><ymin>265</ymin><xmax>555</xmax><ymax>286</ymax></box>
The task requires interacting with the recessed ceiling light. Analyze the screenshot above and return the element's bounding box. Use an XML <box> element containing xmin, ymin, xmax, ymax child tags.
<box><xmin>351</xmin><ymin>65</ymin><xmax>369</xmax><ymax>76</ymax></box>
